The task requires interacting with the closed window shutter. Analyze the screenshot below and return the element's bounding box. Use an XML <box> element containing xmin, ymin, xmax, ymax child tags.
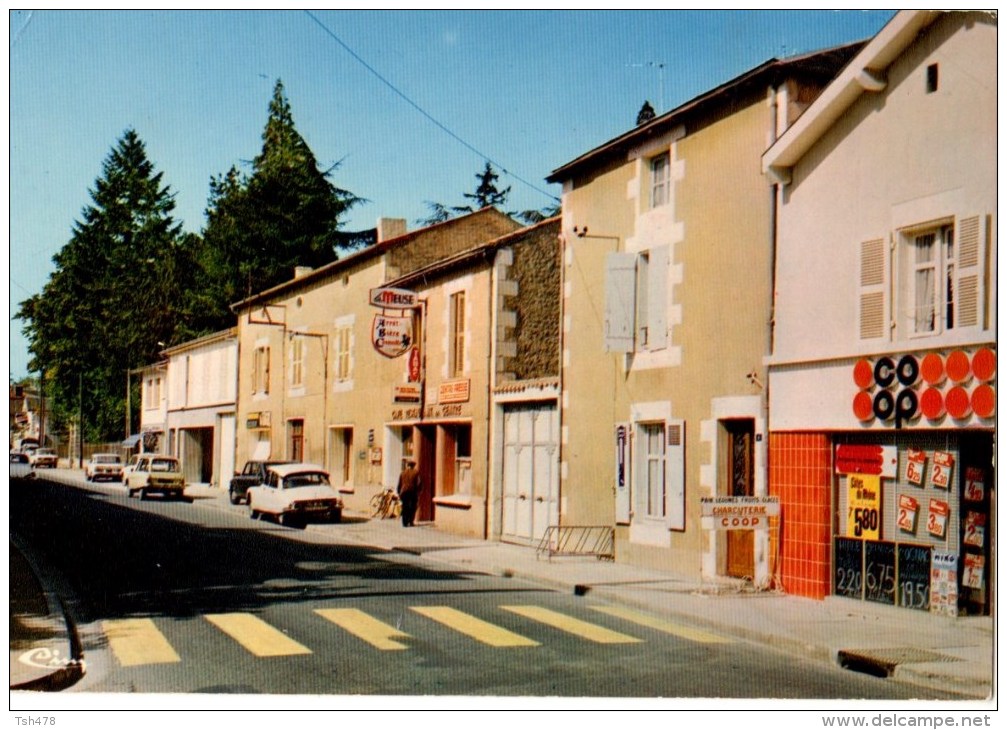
<box><xmin>665</xmin><ymin>420</ymin><xmax>685</xmax><ymax>531</ymax></box>
<box><xmin>955</xmin><ymin>215</ymin><xmax>984</xmax><ymax>329</ymax></box>
<box><xmin>646</xmin><ymin>245</ymin><xmax>669</xmax><ymax>350</ymax></box>
<box><xmin>605</xmin><ymin>253</ymin><xmax>637</xmax><ymax>352</ymax></box>
<box><xmin>858</xmin><ymin>238</ymin><xmax>887</xmax><ymax>340</ymax></box>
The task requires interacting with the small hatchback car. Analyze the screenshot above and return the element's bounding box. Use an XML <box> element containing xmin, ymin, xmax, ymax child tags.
<box><xmin>125</xmin><ymin>455</ymin><xmax>186</xmax><ymax>500</ymax></box>
<box><xmin>86</xmin><ymin>453</ymin><xmax>124</xmax><ymax>482</ymax></box>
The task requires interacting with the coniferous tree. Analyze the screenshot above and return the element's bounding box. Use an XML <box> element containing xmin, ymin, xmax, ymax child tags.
<box><xmin>192</xmin><ymin>80</ymin><xmax>364</xmax><ymax>331</ymax></box>
<box><xmin>16</xmin><ymin>129</ymin><xmax>188</xmax><ymax>440</ymax></box>
<box><xmin>419</xmin><ymin>162</ymin><xmax>556</xmax><ymax>227</ymax></box>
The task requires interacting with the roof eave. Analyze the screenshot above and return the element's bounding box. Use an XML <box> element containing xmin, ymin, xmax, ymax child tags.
<box><xmin>762</xmin><ymin>10</ymin><xmax>939</xmax><ymax>181</ymax></box>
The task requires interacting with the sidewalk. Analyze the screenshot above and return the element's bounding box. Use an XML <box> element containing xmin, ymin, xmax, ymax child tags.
<box><xmin>11</xmin><ymin>480</ymin><xmax>994</xmax><ymax>700</ymax></box>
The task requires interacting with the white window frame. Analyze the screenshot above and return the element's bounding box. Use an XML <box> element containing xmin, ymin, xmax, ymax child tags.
<box><xmin>636</xmin><ymin>421</ymin><xmax>666</xmax><ymax>520</ymax></box>
<box><xmin>650</xmin><ymin>152</ymin><xmax>670</xmax><ymax>209</ymax></box>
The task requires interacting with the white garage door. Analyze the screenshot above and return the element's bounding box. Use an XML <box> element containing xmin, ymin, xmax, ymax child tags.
<box><xmin>502</xmin><ymin>403</ymin><xmax>559</xmax><ymax>543</ymax></box>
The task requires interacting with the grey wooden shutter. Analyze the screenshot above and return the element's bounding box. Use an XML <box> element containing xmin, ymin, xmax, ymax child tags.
<box><xmin>858</xmin><ymin>238</ymin><xmax>887</xmax><ymax>340</ymax></box>
<box><xmin>665</xmin><ymin>419</ymin><xmax>685</xmax><ymax>531</ymax></box>
<box><xmin>605</xmin><ymin>253</ymin><xmax>637</xmax><ymax>352</ymax></box>
<box><xmin>955</xmin><ymin>215</ymin><xmax>985</xmax><ymax>329</ymax></box>
<box><xmin>646</xmin><ymin>245</ymin><xmax>669</xmax><ymax>350</ymax></box>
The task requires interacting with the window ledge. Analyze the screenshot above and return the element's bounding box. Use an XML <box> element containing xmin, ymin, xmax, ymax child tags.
<box><xmin>433</xmin><ymin>495</ymin><xmax>474</xmax><ymax>509</ymax></box>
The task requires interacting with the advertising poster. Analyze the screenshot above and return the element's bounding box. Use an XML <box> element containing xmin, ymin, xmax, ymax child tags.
<box><xmin>930</xmin><ymin>551</ymin><xmax>958</xmax><ymax>617</ymax></box>
<box><xmin>896</xmin><ymin>494</ymin><xmax>919</xmax><ymax>534</ymax></box>
<box><xmin>926</xmin><ymin>498</ymin><xmax>949</xmax><ymax>539</ymax></box>
<box><xmin>930</xmin><ymin>451</ymin><xmax>954</xmax><ymax>489</ymax></box>
<box><xmin>905</xmin><ymin>448</ymin><xmax>926</xmax><ymax>486</ymax></box>
<box><xmin>846</xmin><ymin>474</ymin><xmax>880</xmax><ymax>539</ymax></box>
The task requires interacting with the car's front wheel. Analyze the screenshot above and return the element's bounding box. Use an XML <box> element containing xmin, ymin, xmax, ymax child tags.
<box><xmin>229</xmin><ymin>490</ymin><xmax>241</xmax><ymax>505</ymax></box>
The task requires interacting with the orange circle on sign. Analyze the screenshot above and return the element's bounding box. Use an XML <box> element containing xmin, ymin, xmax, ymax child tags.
<box><xmin>971</xmin><ymin>384</ymin><xmax>995</xmax><ymax>418</ymax></box>
<box><xmin>853</xmin><ymin>359</ymin><xmax>874</xmax><ymax>389</ymax></box>
<box><xmin>946</xmin><ymin>350</ymin><xmax>971</xmax><ymax>383</ymax></box>
<box><xmin>945</xmin><ymin>386</ymin><xmax>971</xmax><ymax>419</ymax></box>
<box><xmin>920</xmin><ymin>387</ymin><xmax>945</xmax><ymax>420</ymax></box>
<box><xmin>920</xmin><ymin>352</ymin><xmax>945</xmax><ymax>385</ymax></box>
<box><xmin>972</xmin><ymin>348</ymin><xmax>996</xmax><ymax>382</ymax></box>
<box><xmin>853</xmin><ymin>391</ymin><xmax>874</xmax><ymax>421</ymax></box>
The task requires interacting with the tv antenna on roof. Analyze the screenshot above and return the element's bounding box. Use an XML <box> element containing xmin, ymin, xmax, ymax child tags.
<box><xmin>627</xmin><ymin>61</ymin><xmax>667</xmax><ymax>113</ymax></box>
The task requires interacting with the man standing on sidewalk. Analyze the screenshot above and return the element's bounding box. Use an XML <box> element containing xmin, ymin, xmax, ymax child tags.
<box><xmin>397</xmin><ymin>460</ymin><xmax>421</xmax><ymax>527</ymax></box>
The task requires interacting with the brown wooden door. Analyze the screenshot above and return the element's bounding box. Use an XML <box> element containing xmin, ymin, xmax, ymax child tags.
<box><xmin>725</xmin><ymin>420</ymin><xmax>754</xmax><ymax>579</ymax></box>
<box><xmin>416</xmin><ymin>426</ymin><xmax>436</xmax><ymax>522</ymax></box>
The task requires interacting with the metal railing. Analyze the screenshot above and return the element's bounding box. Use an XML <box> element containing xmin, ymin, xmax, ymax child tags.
<box><xmin>536</xmin><ymin>525</ymin><xmax>615</xmax><ymax>561</ymax></box>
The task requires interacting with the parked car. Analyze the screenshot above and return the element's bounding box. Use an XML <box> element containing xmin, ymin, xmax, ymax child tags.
<box><xmin>29</xmin><ymin>448</ymin><xmax>58</xmax><ymax>469</ymax></box>
<box><xmin>122</xmin><ymin>453</ymin><xmax>142</xmax><ymax>483</ymax></box>
<box><xmin>85</xmin><ymin>453</ymin><xmax>124</xmax><ymax>482</ymax></box>
<box><xmin>125</xmin><ymin>455</ymin><xmax>186</xmax><ymax>500</ymax></box>
<box><xmin>247</xmin><ymin>463</ymin><xmax>343</xmax><ymax>527</ymax></box>
<box><xmin>10</xmin><ymin>451</ymin><xmax>35</xmax><ymax>480</ymax></box>
<box><xmin>229</xmin><ymin>459</ymin><xmax>294</xmax><ymax>505</ymax></box>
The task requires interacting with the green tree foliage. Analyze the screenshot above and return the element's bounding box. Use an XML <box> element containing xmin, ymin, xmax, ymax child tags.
<box><xmin>419</xmin><ymin>162</ymin><xmax>556</xmax><ymax>227</ymax></box>
<box><xmin>16</xmin><ymin>129</ymin><xmax>190</xmax><ymax>440</ymax></box>
<box><xmin>191</xmin><ymin>80</ymin><xmax>364</xmax><ymax>332</ymax></box>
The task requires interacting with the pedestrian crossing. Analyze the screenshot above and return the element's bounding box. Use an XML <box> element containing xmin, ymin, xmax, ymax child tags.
<box><xmin>101</xmin><ymin>604</ymin><xmax>729</xmax><ymax>667</ymax></box>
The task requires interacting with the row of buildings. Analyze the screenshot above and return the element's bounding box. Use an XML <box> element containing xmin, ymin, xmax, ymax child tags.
<box><xmin>133</xmin><ymin>12</ymin><xmax>995</xmax><ymax>617</ymax></box>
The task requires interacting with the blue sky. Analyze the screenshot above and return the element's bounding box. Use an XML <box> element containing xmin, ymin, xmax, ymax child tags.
<box><xmin>8</xmin><ymin>9</ymin><xmax>896</xmax><ymax>380</ymax></box>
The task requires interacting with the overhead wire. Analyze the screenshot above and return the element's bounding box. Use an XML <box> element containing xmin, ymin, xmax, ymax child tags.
<box><xmin>303</xmin><ymin>10</ymin><xmax>560</xmax><ymax>204</ymax></box>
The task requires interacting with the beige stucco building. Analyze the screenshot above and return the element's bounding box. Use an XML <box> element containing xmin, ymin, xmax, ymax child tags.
<box><xmin>547</xmin><ymin>45</ymin><xmax>863</xmax><ymax>582</ymax></box>
<box><xmin>230</xmin><ymin>209</ymin><xmax>560</xmax><ymax>539</ymax></box>
<box><xmin>763</xmin><ymin>11</ymin><xmax>996</xmax><ymax>614</ymax></box>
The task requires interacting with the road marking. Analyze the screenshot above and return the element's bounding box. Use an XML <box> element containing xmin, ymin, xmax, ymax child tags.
<box><xmin>410</xmin><ymin>606</ymin><xmax>540</xmax><ymax>647</ymax></box>
<box><xmin>203</xmin><ymin>613</ymin><xmax>312</xmax><ymax>657</ymax></box>
<box><xmin>589</xmin><ymin>606</ymin><xmax>730</xmax><ymax>644</ymax></box>
<box><xmin>500</xmin><ymin>606</ymin><xmax>642</xmax><ymax>644</ymax></box>
<box><xmin>315</xmin><ymin>608</ymin><xmax>411</xmax><ymax>650</ymax></box>
<box><xmin>102</xmin><ymin>618</ymin><xmax>181</xmax><ymax>666</ymax></box>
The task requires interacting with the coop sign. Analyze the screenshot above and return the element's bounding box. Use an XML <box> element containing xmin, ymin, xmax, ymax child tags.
<box><xmin>369</xmin><ymin>287</ymin><xmax>418</xmax><ymax>310</ymax></box>
<box><xmin>700</xmin><ymin>496</ymin><xmax>779</xmax><ymax>530</ymax></box>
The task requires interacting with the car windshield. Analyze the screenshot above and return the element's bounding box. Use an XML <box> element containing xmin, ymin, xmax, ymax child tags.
<box><xmin>37</xmin><ymin>450</ymin><xmax>55</xmax><ymax>456</ymax></box>
<box><xmin>283</xmin><ymin>473</ymin><xmax>330</xmax><ymax>489</ymax></box>
<box><xmin>96</xmin><ymin>455</ymin><xmax>121</xmax><ymax>464</ymax></box>
<box><xmin>150</xmin><ymin>459</ymin><xmax>178</xmax><ymax>472</ymax></box>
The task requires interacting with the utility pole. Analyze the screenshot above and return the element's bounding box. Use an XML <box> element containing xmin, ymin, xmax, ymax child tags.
<box><xmin>78</xmin><ymin>371</ymin><xmax>83</xmax><ymax>469</ymax></box>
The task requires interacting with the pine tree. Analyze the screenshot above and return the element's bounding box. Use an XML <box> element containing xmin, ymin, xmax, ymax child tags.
<box><xmin>194</xmin><ymin>80</ymin><xmax>364</xmax><ymax>331</ymax></box>
<box><xmin>16</xmin><ymin>129</ymin><xmax>187</xmax><ymax>440</ymax></box>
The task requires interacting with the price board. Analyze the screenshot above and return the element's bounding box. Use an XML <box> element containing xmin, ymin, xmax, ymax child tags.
<box><xmin>834</xmin><ymin>537</ymin><xmax>863</xmax><ymax>599</ymax></box>
<box><xmin>864</xmin><ymin>540</ymin><xmax>896</xmax><ymax>605</ymax></box>
<box><xmin>931</xmin><ymin>451</ymin><xmax>954</xmax><ymax>489</ymax></box>
<box><xmin>963</xmin><ymin>553</ymin><xmax>985</xmax><ymax>590</ymax></box>
<box><xmin>897</xmin><ymin>494</ymin><xmax>919</xmax><ymax>534</ymax></box>
<box><xmin>963</xmin><ymin>511</ymin><xmax>986</xmax><ymax>548</ymax></box>
<box><xmin>964</xmin><ymin>467</ymin><xmax>985</xmax><ymax>502</ymax></box>
<box><xmin>846</xmin><ymin>474</ymin><xmax>880</xmax><ymax>539</ymax></box>
<box><xmin>905</xmin><ymin>448</ymin><xmax>926</xmax><ymax>486</ymax></box>
<box><xmin>927</xmin><ymin>499</ymin><xmax>949</xmax><ymax>539</ymax></box>
<box><xmin>897</xmin><ymin>544</ymin><xmax>931</xmax><ymax>612</ymax></box>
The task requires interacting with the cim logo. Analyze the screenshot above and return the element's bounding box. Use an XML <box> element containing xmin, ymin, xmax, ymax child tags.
<box><xmin>853</xmin><ymin>348</ymin><xmax>996</xmax><ymax>426</ymax></box>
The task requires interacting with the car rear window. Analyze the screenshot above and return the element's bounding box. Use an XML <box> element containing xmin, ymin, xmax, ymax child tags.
<box><xmin>284</xmin><ymin>473</ymin><xmax>330</xmax><ymax>488</ymax></box>
<box><xmin>96</xmin><ymin>455</ymin><xmax>121</xmax><ymax>464</ymax></box>
<box><xmin>151</xmin><ymin>459</ymin><xmax>178</xmax><ymax>472</ymax></box>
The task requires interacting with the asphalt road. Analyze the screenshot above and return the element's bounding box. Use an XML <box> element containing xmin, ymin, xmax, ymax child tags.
<box><xmin>10</xmin><ymin>474</ymin><xmax>962</xmax><ymax>699</ymax></box>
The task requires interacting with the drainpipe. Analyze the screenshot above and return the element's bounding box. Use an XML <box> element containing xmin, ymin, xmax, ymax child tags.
<box><xmin>485</xmin><ymin>252</ymin><xmax>497</xmax><ymax>541</ymax></box>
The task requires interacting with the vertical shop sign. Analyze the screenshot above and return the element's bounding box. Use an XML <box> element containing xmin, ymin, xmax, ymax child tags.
<box><xmin>847</xmin><ymin>474</ymin><xmax>881</xmax><ymax>539</ymax></box>
<box><xmin>963</xmin><ymin>554</ymin><xmax>985</xmax><ymax>590</ymax></box>
<box><xmin>930</xmin><ymin>552</ymin><xmax>958</xmax><ymax>617</ymax></box>
<box><xmin>905</xmin><ymin>448</ymin><xmax>926</xmax><ymax>486</ymax></box>
<box><xmin>926</xmin><ymin>498</ymin><xmax>949</xmax><ymax>539</ymax></box>
<box><xmin>614</xmin><ymin>424</ymin><xmax>630</xmax><ymax>525</ymax></box>
<box><xmin>963</xmin><ymin>466</ymin><xmax>985</xmax><ymax>502</ymax></box>
<box><xmin>897</xmin><ymin>494</ymin><xmax>919</xmax><ymax>534</ymax></box>
<box><xmin>930</xmin><ymin>451</ymin><xmax>954</xmax><ymax>489</ymax></box>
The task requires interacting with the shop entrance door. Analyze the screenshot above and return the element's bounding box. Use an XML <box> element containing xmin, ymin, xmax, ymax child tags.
<box><xmin>724</xmin><ymin>419</ymin><xmax>755</xmax><ymax>579</ymax></box>
<box><xmin>416</xmin><ymin>425</ymin><xmax>436</xmax><ymax>522</ymax></box>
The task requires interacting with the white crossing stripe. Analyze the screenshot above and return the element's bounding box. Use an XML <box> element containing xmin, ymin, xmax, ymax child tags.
<box><xmin>103</xmin><ymin>618</ymin><xmax>181</xmax><ymax>666</ymax></box>
<box><xmin>500</xmin><ymin>605</ymin><xmax>642</xmax><ymax>644</ymax></box>
<box><xmin>410</xmin><ymin>606</ymin><xmax>539</xmax><ymax>647</ymax></box>
<box><xmin>204</xmin><ymin>613</ymin><xmax>312</xmax><ymax>657</ymax></box>
<box><xmin>315</xmin><ymin>608</ymin><xmax>412</xmax><ymax>650</ymax></box>
<box><xmin>590</xmin><ymin>606</ymin><xmax>730</xmax><ymax>643</ymax></box>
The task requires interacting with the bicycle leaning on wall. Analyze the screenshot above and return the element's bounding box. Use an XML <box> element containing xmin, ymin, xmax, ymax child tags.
<box><xmin>370</xmin><ymin>488</ymin><xmax>402</xmax><ymax>519</ymax></box>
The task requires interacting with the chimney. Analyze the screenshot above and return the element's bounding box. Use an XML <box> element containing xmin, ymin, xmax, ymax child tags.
<box><xmin>377</xmin><ymin>218</ymin><xmax>407</xmax><ymax>243</ymax></box>
<box><xmin>294</xmin><ymin>266</ymin><xmax>313</xmax><ymax>279</ymax></box>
